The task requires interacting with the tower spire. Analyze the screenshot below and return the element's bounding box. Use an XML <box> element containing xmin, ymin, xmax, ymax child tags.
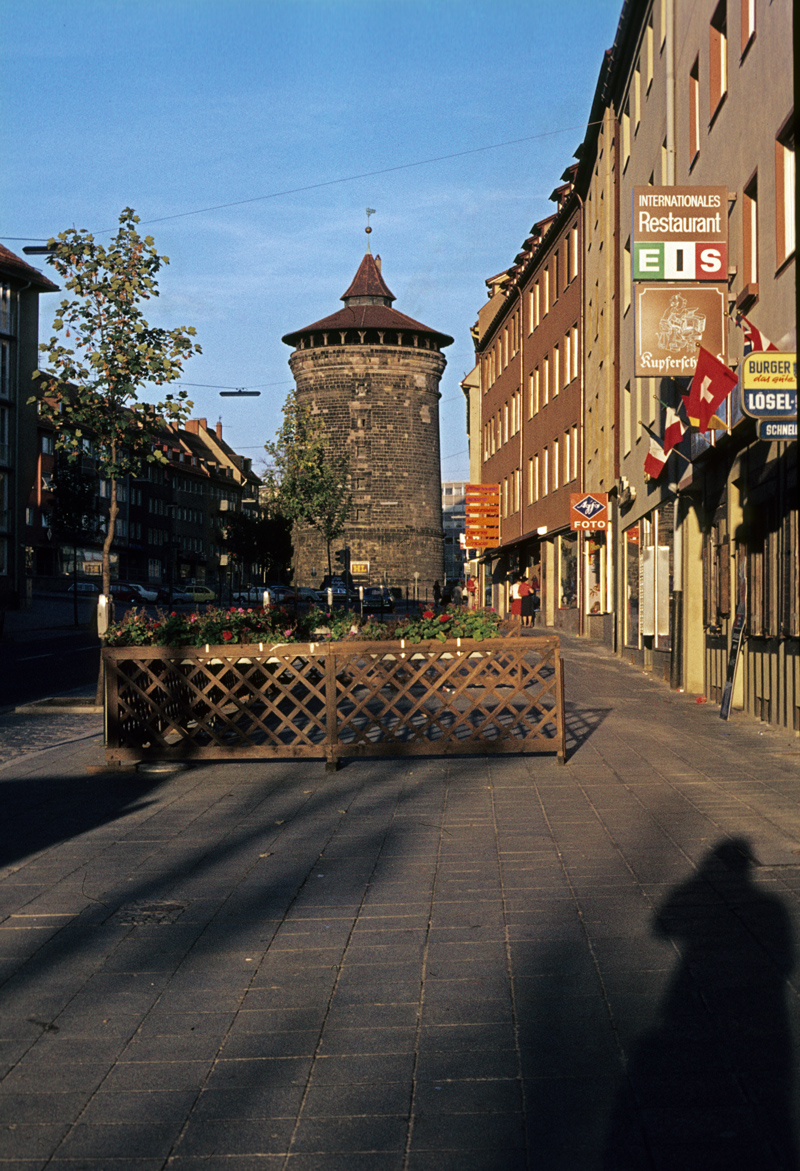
<box><xmin>365</xmin><ymin>208</ymin><xmax>376</xmax><ymax>253</ymax></box>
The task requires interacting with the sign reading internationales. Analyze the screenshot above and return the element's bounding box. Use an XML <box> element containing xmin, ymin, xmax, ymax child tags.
<box><xmin>632</xmin><ymin>186</ymin><xmax>727</xmax><ymax>281</ymax></box>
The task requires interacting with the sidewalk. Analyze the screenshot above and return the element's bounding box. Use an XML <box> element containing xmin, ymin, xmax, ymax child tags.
<box><xmin>0</xmin><ymin>634</ymin><xmax>798</xmax><ymax>1169</ymax></box>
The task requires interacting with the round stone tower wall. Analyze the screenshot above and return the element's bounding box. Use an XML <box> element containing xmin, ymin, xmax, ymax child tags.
<box><xmin>288</xmin><ymin>343</ymin><xmax>446</xmax><ymax>598</ymax></box>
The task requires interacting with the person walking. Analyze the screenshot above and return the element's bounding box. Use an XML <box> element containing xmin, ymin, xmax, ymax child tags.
<box><xmin>519</xmin><ymin>574</ymin><xmax>534</xmax><ymax>628</ymax></box>
<box><xmin>509</xmin><ymin>575</ymin><xmax>523</xmax><ymax>624</ymax></box>
<box><xmin>433</xmin><ymin>579</ymin><xmax>441</xmax><ymax>609</ymax></box>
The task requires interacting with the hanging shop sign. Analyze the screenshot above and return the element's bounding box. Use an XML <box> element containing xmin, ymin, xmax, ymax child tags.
<box><xmin>464</xmin><ymin>484</ymin><xmax>500</xmax><ymax>548</ymax></box>
<box><xmin>740</xmin><ymin>352</ymin><xmax>797</xmax><ymax>419</ymax></box>
<box><xmin>632</xmin><ymin>186</ymin><xmax>727</xmax><ymax>281</ymax></box>
<box><xmin>570</xmin><ymin>492</ymin><xmax>608</xmax><ymax>531</ymax></box>
<box><xmin>635</xmin><ymin>283</ymin><xmax>727</xmax><ymax>376</ymax></box>
<box><xmin>350</xmin><ymin>561</ymin><xmax>370</xmax><ymax>577</ymax></box>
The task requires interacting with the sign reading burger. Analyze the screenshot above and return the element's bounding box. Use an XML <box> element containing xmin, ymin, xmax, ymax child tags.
<box><xmin>632</xmin><ymin>186</ymin><xmax>728</xmax><ymax>281</ymax></box>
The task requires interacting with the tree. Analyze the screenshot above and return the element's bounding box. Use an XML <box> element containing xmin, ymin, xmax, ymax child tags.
<box><xmin>264</xmin><ymin>397</ymin><xmax>352</xmax><ymax>577</ymax></box>
<box><xmin>32</xmin><ymin>207</ymin><xmax>201</xmax><ymax>601</ymax></box>
<box><xmin>225</xmin><ymin>509</ymin><xmax>292</xmax><ymax>584</ymax></box>
<box><xmin>51</xmin><ymin>451</ymin><xmax>103</xmax><ymax>627</ymax></box>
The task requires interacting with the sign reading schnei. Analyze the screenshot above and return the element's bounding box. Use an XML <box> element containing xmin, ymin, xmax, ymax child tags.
<box><xmin>570</xmin><ymin>492</ymin><xmax>608</xmax><ymax>531</ymax></box>
<box><xmin>633</xmin><ymin>186</ymin><xmax>727</xmax><ymax>281</ymax></box>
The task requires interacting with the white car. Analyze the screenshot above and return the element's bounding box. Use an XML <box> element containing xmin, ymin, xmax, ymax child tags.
<box><xmin>119</xmin><ymin>581</ymin><xmax>158</xmax><ymax>603</ymax></box>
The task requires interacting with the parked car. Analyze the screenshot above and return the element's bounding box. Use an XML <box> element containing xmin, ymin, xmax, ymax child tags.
<box><xmin>66</xmin><ymin>580</ymin><xmax>101</xmax><ymax>595</ymax></box>
<box><xmin>117</xmin><ymin>581</ymin><xmax>158</xmax><ymax>603</ymax></box>
<box><xmin>232</xmin><ymin>585</ymin><xmax>271</xmax><ymax>605</ymax></box>
<box><xmin>171</xmin><ymin>584</ymin><xmax>216</xmax><ymax>604</ymax></box>
<box><xmin>361</xmin><ymin>586</ymin><xmax>395</xmax><ymax>613</ymax></box>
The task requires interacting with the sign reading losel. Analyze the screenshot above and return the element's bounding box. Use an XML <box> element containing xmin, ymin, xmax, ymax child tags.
<box><xmin>570</xmin><ymin>492</ymin><xmax>608</xmax><ymax>531</ymax></box>
<box><xmin>633</xmin><ymin>186</ymin><xmax>728</xmax><ymax>281</ymax></box>
<box><xmin>635</xmin><ymin>283</ymin><xmax>727</xmax><ymax>377</ymax></box>
<box><xmin>740</xmin><ymin>352</ymin><xmax>797</xmax><ymax>419</ymax></box>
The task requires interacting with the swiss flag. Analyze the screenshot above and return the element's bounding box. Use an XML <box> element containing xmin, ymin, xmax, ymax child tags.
<box><xmin>735</xmin><ymin>312</ymin><xmax>778</xmax><ymax>354</ymax></box>
<box><xmin>683</xmin><ymin>348</ymin><xmax>739</xmax><ymax>432</ymax></box>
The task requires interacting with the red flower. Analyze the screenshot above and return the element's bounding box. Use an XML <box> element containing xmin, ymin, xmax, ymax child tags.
<box><xmin>423</xmin><ymin>610</ymin><xmax>435</xmax><ymax>619</ymax></box>
<box><xmin>438</xmin><ymin>614</ymin><xmax>449</xmax><ymax>623</ymax></box>
<box><xmin>222</xmin><ymin>630</ymin><xmax>233</xmax><ymax>641</ymax></box>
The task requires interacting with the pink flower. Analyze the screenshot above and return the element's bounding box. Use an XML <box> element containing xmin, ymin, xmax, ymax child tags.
<box><xmin>284</xmin><ymin>628</ymin><xmax>292</xmax><ymax>637</ymax></box>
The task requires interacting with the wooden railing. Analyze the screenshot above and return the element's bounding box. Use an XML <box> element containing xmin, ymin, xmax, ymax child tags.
<box><xmin>103</xmin><ymin>636</ymin><xmax>566</xmax><ymax>768</ymax></box>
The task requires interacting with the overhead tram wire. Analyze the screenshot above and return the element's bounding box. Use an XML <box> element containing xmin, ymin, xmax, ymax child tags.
<box><xmin>0</xmin><ymin>119</ymin><xmax>602</xmax><ymax>242</ymax></box>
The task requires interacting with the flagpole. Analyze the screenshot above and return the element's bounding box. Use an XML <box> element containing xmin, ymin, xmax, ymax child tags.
<box><xmin>638</xmin><ymin>420</ymin><xmax>692</xmax><ymax>464</ymax></box>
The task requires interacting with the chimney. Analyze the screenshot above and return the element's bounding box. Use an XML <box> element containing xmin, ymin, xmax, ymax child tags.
<box><xmin>216</xmin><ymin>420</ymin><xmax>223</xmax><ymax>440</ymax></box>
<box><xmin>185</xmin><ymin>419</ymin><xmax>200</xmax><ymax>435</ymax></box>
<box><xmin>375</xmin><ymin>254</ymin><xmax>381</xmax><ymax>272</ymax></box>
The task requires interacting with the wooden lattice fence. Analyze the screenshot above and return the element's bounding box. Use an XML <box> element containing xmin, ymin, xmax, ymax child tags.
<box><xmin>103</xmin><ymin>636</ymin><xmax>566</xmax><ymax>768</ymax></box>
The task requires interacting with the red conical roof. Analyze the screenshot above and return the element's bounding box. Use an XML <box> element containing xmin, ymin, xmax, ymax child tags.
<box><xmin>340</xmin><ymin>252</ymin><xmax>395</xmax><ymax>303</ymax></box>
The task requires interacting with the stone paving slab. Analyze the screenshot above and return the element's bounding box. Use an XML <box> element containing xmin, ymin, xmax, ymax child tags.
<box><xmin>0</xmin><ymin>633</ymin><xmax>798</xmax><ymax>1169</ymax></box>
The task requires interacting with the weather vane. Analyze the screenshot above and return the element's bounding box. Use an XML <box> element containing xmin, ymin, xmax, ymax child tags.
<box><xmin>365</xmin><ymin>208</ymin><xmax>376</xmax><ymax>245</ymax></box>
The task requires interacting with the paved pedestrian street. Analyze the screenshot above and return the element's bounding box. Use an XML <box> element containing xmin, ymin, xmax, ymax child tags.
<box><xmin>1</xmin><ymin>635</ymin><xmax>798</xmax><ymax>1169</ymax></box>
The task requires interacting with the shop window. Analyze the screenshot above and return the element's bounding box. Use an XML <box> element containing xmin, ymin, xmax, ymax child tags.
<box><xmin>559</xmin><ymin>534</ymin><xmax>578</xmax><ymax>609</ymax></box>
<box><xmin>586</xmin><ymin>533</ymin><xmax>607</xmax><ymax>614</ymax></box>
<box><xmin>625</xmin><ymin>525</ymin><xmax>640</xmax><ymax>647</ymax></box>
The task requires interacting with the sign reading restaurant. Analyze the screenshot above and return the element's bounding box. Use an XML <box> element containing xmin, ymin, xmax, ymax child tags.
<box><xmin>633</xmin><ymin>186</ymin><xmax>728</xmax><ymax>281</ymax></box>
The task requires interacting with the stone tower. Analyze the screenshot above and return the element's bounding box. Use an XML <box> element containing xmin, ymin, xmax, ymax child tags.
<box><xmin>281</xmin><ymin>249</ymin><xmax>453</xmax><ymax>596</ymax></box>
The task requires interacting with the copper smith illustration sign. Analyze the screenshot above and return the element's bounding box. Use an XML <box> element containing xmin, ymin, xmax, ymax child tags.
<box><xmin>635</xmin><ymin>283</ymin><xmax>727</xmax><ymax>376</ymax></box>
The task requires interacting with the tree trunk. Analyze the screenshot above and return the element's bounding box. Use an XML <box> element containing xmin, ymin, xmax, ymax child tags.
<box><xmin>95</xmin><ymin>471</ymin><xmax>118</xmax><ymax>707</ymax></box>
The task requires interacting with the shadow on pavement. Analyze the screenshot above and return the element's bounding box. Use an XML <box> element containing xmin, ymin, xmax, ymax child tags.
<box><xmin>603</xmin><ymin>837</ymin><xmax>798</xmax><ymax>1170</ymax></box>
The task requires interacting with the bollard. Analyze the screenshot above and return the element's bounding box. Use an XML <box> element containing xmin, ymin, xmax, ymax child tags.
<box><xmin>359</xmin><ymin>585</ymin><xmax>364</xmax><ymax>617</ymax></box>
<box><xmin>327</xmin><ymin>587</ymin><xmax>334</xmax><ymax>609</ymax></box>
<box><xmin>97</xmin><ymin>594</ymin><xmax>110</xmax><ymax>637</ymax></box>
<box><xmin>262</xmin><ymin>589</ymin><xmax>271</xmax><ymax>610</ymax></box>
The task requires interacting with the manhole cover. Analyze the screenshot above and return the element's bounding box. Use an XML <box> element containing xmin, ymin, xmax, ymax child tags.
<box><xmin>111</xmin><ymin>902</ymin><xmax>187</xmax><ymax>925</ymax></box>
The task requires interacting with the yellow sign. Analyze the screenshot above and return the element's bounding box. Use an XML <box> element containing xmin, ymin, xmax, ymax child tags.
<box><xmin>350</xmin><ymin>560</ymin><xmax>369</xmax><ymax>576</ymax></box>
<box><xmin>741</xmin><ymin>353</ymin><xmax>796</xmax><ymax>419</ymax></box>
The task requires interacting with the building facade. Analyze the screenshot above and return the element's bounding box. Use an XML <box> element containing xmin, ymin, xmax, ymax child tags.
<box><xmin>282</xmin><ymin>249</ymin><xmax>452</xmax><ymax>594</ymax></box>
<box><xmin>0</xmin><ymin>245</ymin><xmax>57</xmax><ymax>612</ymax></box>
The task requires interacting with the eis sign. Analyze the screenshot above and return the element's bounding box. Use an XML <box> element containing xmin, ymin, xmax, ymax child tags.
<box><xmin>632</xmin><ymin>186</ymin><xmax>727</xmax><ymax>281</ymax></box>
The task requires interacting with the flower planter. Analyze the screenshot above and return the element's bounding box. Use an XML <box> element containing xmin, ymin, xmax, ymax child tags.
<box><xmin>103</xmin><ymin>635</ymin><xmax>566</xmax><ymax>769</ymax></box>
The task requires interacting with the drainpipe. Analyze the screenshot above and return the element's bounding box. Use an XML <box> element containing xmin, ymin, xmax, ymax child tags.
<box><xmin>573</xmin><ymin>192</ymin><xmax>586</xmax><ymax>638</ymax></box>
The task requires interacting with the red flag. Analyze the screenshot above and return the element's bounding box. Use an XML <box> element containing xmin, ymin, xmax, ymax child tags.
<box><xmin>735</xmin><ymin>312</ymin><xmax>778</xmax><ymax>354</ymax></box>
<box><xmin>644</xmin><ymin>432</ymin><xmax>667</xmax><ymax>478</ymax></box>
<box><xmin>683</xmin><ymin>348</ymin><xmax>739</xmax><ymax>432</ymax></box>
<box><xmin>662</xmin><ymin>406</ymin><xmax>686</xmax><ymax>455</ymax></box>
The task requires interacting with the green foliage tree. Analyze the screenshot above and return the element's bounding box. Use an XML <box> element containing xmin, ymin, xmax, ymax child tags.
<box><xmin>31</xmin><ymin>207</ymin><xmax>201</xmax><ymax>600</ymax></box>
<box><xmin>264</xmin><ymin>397</ymin><xmax>352</xmax><ymax>577</ymax></box>
<box><xmin>51</xmin><ymin>451</ymin><xmax>103</xmax><ymax>627</ymax></box>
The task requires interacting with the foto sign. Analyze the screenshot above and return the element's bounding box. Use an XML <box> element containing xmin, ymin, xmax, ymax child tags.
<box><xmin>570</xmin><ymin>492</ymin><xmax>608</xmax><ymax>531</ymax></box>
<box><xmin>740</xmin><ymin>352</ymin><xmax>797</xmax><ymax>419</ymax></box>
<box><xmin>633</xmin><ymin>186</ymin><xmax>727</xmax><ymax>281</ymax></box>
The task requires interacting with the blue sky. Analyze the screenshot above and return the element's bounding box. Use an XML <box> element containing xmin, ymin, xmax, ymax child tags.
<box><xmin>2</xmin><ymin>0</ymin><xmax>622</xmax><ymax>480</ymax></box>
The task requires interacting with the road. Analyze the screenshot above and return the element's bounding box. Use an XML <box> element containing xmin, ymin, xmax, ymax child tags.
<box><xmin>0</xmin><ymin>631</ymin><xmax>100</xmax><ymax>708</ymax></box>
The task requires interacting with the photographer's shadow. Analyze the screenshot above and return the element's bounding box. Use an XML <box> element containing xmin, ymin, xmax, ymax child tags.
<box><xmin>604</xmin><ymin>838</ymin><xmax>798</xmax><ymax>1170</ymax></box>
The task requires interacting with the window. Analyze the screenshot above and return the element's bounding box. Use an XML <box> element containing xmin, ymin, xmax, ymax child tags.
<box><xmin>709</xmin><ymin>2</ymin><xmax>727</xmax><ymax>119</ymax></box>
<box><xmin>623</xmin><ymin>382</ymin><xmax>632</xmax><ymax>456</ymax></box>
<box><xmin>622</xmin><ymin>100</ymin><xmax>631</xmax><ymax>172</ymax></box>
<box><xmin>742</xmin><ymin>171</ymin><xmax>758</xmax><ymax>290</ymax></box>
<box><xmin>571</xmin><ymin>325</ymin><xmax>579</xmax><ymax>382</ymax></box>
<box><xmin>41</xmin><ymin>433</ymin><xmax>54</xmax><ymax>455</ymax></box>
<box><xmin>553</xmin><ymin>252</ymin><xmax>560</xmax><ymax>301</ymax></box>
<box><xmin>533</xmin><ymin>454</ymin><xmax>540</xmax><ymax>502</ymax></box>
<box><xmin>503</xmin><ymin>403</ymin><xmax>509</xmax><ymax>445</ymax></box>
<box><xmin>530</xmin><ymin>369</ymin><xmax>538</xmax><ymax>418</ymax></box>
<box><xmin>543</xmin><ymin>356</ymin><xmax>550</xmax><ymax>406</ymax></box>
<box><xmin>0</xmin><ymin>285</ymin><xmax>13</xmax><ymax>335</ymax></box>
<box><xmin>542</xmin><ymin>448</ymin><xmax>549</xmax><ymax>497</ymax></box>
<box><xmin>533</xmin><ymin>281</ymin><xmax>540</xmax><ymax>328</ymax></box>
<box><xmin>514</xmin><ymin>468</ymin><xmax>521</xmax><ymax>514</ymax></box>
<box><xmin>623</xmin><ymin>238</ymin><xmax>632</xmax><ymax>314</ymax></box>
<box><xmin>689</xmin><ymin>57</ymin><xmax>700</xmax><ymax>164</ymax></box>
<box><xmin>776</xmin><ymin>121</ymin><xmax>796</xmax><ymax>266</ymax></box>
<box><xmin>564</xmin><ymin>431</ymin><xmax>571</xmax><ymax>484</ymax></box>
<box><xmin>0</xmin><ymin>405</ymin><xmax>9</xmax><ymax>464</ymax></box>
<box><xmin>553</xmin><ymin>346</ymin><xmax>560</xmax><ymax>397</ymax></box>
<box><xmin>572</xmin><ymin>425</ymin><xmax>579</xmax><ymax>481</ymax></box>
<box><xmin>646</xmin><ymin>18</ymin><xmax>654</xmax><ymax>91</ymax></box>
<box><xmin>634</xmin><ymin>64</ymin><xmax>641</xmax><ymax>133</ymax></box>
<box><xmin>559</xmin><ymin>534</ymin><xmax>578</xmax><ymax>609</ymax></box>
<box><xmin>25</xmin><ymin>505</ymin><xmax>34</xmax><ymax>527</ymax></box>
<box><xmin>0</xmin><ymin>340</ymin><xmax>11</xmax><ymax>400</ymax></box>
<box><xmin>570</xmin><ymin>225</ymin><xmax>579</xmax><ymax>281</ymax></box>
<box><xmin>740</xmin><ymin>0</ymin><xmax>755</xmax><ymax>55</ymax></box>
<box><xmin>543</xmin><ymin>268</ymin><xmax>550</xmax><ymax>315</ymax></box>
<box><xmin>528</xmin><ymin>457</ymin><xmax>535</xmax><ymax>504</ymax></box>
